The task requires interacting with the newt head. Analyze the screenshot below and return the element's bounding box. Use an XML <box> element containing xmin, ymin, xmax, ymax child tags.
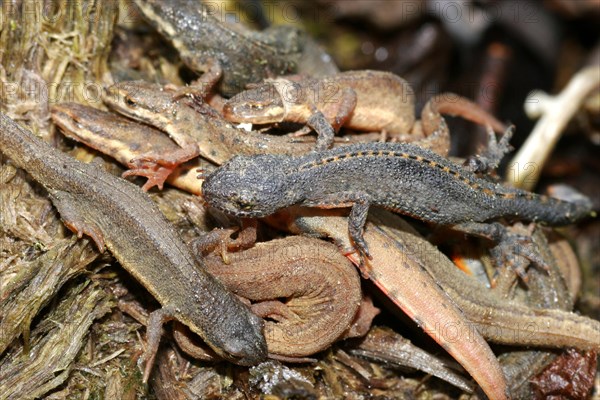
<box><xmin>202</xmin><ymin>154</ymin><xmax>295</xmax><ymax>217</ymax></box>
<box><xmin>193</xmin><ymin>299</ymin><xmax>268</xmax><ymax>366</ymax></box>
<box><xmin>223</xmin><ymin>83</ymin><xmax>285</xmax><ymax>124</ymax></box>
<box><xmin>103</xmin><ymin>81</ymin><xmax>178</xmax><ymax>130</ymax></box>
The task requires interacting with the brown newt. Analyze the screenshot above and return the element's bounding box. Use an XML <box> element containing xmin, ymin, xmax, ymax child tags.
<box><xmin>0</xmin><ymin>113</ymin><xmax>267</xmax><ymax>381</ymax></box>
<box><xmin>223</xmin><ymin>70</ymin><xmax>506</xmax><ymax>148</ymax></box>
<box><xmin>132</xmin><ymin>0</ymin><xmax>336</xmax><ymax>97</ymax></box>
<box><xmin>102</xmin><ymin>81</ymin><xmax>316</xmax><ymax>167</ymax></box>
<box><xmin>268</xmin><ymin>207</ymin><xmax>510</xmax><ymax>400</ymax></box>
<box><xmin>376</xmin><ymin>214</ymin><xmax>600</xmax><ymax>398</ymax></box>
<box><xmin>367</xmin><ymin>210</ymin><xmax>600</xmax><ymax>351</ymax></box>
<box><xmin>203</xmin><ymin>235</ymin><xmax>363</xmax><ymax>358</ymax></box>
<box><xmin>119</xmin><ymin>234</ymin><xmax>371</xmax><ymax>363</ymax></box>
<box><xmin>50</xmin><ymin>103</ymin><xmax>205</xmax><ymax>194</ymax></box>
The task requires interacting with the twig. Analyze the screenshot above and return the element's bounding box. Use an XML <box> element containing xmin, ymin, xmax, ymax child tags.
<box><xmin>506</xmin><ymin>66</ymin><xmax>600</xmax><ymax>190</ymax></box>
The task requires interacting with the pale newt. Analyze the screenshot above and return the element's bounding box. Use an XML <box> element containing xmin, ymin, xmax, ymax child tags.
<box><xmin>50</xmin><ymin>102</ymin><xmax>205</xmax><ymax>194</ymax></box>
<box><xmin>223</xmin><ymin>70</ymin><xmax>506</xmax><ymax>144</ymax></box>
<box><xmin>0</xmin><ymin>113</ymin><xmax>267</xmax><ymax>381</ymax></box>
<box><xmin>102</xmin><ymin>81</ymin><xmax>315</xmax><ymax>171</ymax></box>
<box><xmin>494</xmin><ymin>228</ymin><xmax>578</xmax><ymax>397</ymax></box>
<box><xmin>367</xmin><ymin>210</ymin><xmax>600</xmax><ymax>352</ymax></box>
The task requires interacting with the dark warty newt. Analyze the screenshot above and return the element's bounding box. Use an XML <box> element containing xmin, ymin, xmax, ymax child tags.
<box><xmin>0</xmin><ymin>112</ymin><xmax>267</xmax><ymax>382</ymax></box>
<box><xmin>201</xmin><ymin>141</ymin><xmax>594</xmax><ymax>261</ymax></box>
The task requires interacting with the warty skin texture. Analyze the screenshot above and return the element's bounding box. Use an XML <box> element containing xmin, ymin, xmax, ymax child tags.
<box><xmin>202</xmin><ymin>142</ymin><xmax>592</xmax><ymax>225</ymax></box>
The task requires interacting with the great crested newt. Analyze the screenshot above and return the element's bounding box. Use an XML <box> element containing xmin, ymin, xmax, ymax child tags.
<box><xmin>201</xmin><ymin>141</ymin><xmax>594</xmax><ymax>259</ymax></box>
<box><xmin>0</xmin><ymin>112</ymin><xmax>267</xmax><ymax>381</ymax></box>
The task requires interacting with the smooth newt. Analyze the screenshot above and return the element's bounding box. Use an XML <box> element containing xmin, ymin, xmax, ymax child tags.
<box><xmin>223</xmin><ymin>70</ymin><xmax>506</xmax><ymax>142</ymax></box>
<box><xmin>132</xmin><ymin>0</ymin><xmax>336</xmax><ymax>97</ymax></box>
<box><xmin>201</xmin><ymin>142</ymin><xmax>593</xmax><ymax>258</ymax></box>
<box><xmin>369</xmin><ymin>211</ymin><xmax>600</xmax><ymax>353</ymax></box>
<box><xmin>102</xmin><ymin>81</ymin><xmax>316</xmax><ymax>167</ymax></box>
<box><xmin>202</xmin><ymin>235</ymin><xmax>363</xmax><ymax>358</ymax></box>
<box><xmin>50</xmin><ymin>102</ymin><xmax>205</xmax><ymax>194</ymax></box>
<box><xmin>0</xmin><ymin>113</ymin><xmax>267</xmax><ymax>381</ymax></box>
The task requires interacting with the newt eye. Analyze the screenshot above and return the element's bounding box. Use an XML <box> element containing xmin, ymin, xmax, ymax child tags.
<box><xmin>249</xmin><ymin>103</ymin><xmax>263</xmax><ymax>110</ymax></box>
<box><xmin>234</xmin><ymin>199</ymin><xmax>254</xmax><ymax>211</ymax></box>
<box><xmin>124</xmin><ymin>96</ymin><xmax>137</xmax><ymax>107</ymax></box>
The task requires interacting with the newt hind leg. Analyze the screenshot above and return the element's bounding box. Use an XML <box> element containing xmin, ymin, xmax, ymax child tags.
<box><xmin>48</xmin><ymin>190</ymin><xmax>106</xmax><ymax>252</ymax></box>
<box><xmin>348</xmin><ymin>199</ymin><xmax>372</xmax><ymax>260</ymax></box>
<box><xmin>125</xmin><ymin>145</ymin><xmax>200</xmax><ymax>190</ymax></box>
<box><xmin>464</xmin><ymin>125</ymin><xmax>514</xmax><ymax>174</ymax></box>
<box><xmin>141</xmin><ymin>306</ymin><xmax>177</xmax><ymax>383</ymax></box>
<box><xmin>453</xmin><ymin>221</ymin><xmax>549</xmax><ymax>282</ymax></box>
